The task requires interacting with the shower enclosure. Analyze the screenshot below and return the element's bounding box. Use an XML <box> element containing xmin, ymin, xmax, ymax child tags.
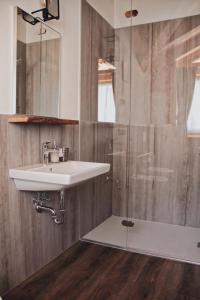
<box><xmin>80</xmin><ymin>0</ymin><xmax>200</xmax><ymax>264</ymax></box>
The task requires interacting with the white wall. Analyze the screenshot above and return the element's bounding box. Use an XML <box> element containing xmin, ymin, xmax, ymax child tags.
<box><xmin>17</xmin><ymin>12</ymin><xmax>27</xmax><ymax>43</ymax></box>
<box><xmin>87</xmin><ymin>0</ymin><xmax>114</xmax><ymax>27</ymax></box>
<box><xmin>87</xmin><ymin>0</ymin><xmax>200</xmax><ymax>29</ymax></box>
<box><xmin>114</xmin><ymin>0</ymin><xmax>200</xmax><ymax>28</ymax></box>
<box><xmin>0</xmin><ymin>0</ymin><xmax>40</xmax><ymax>114</ymax></box>
<box><xmin>59</xmin><ymin>0</ymin><xmax>81</xmax><ymax>120</ymax></box>
<box><xmin>0</xmin><ymin>0</ymin><xmax>81</xmax><ymax>119</ymax></box>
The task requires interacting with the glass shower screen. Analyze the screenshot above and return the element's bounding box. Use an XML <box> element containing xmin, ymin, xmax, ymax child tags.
<box><xmin>126</xmin><ymin>0</ymin><xmax>200</xmax><ymax>263</ymax></box>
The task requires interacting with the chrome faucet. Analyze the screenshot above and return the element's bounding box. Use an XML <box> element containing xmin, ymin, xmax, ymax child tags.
<box><xmin>41</xmin><ymin>141</ymin><xmax>51</xmax><ymax>165</ymax></box>
<box><xmin>41</xmin><ymin>141</ymin><xmax>69</xmax><ymax>165</ymax></box>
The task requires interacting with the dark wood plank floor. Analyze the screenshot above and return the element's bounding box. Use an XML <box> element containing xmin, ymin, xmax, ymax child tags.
<box><xmin>3</xmin><ymin>242</ymin><xmax>200</xmax><ymax>300</ymax></box>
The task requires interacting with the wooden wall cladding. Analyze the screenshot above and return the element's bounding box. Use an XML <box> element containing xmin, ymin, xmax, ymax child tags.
<box><xmin>0</xmin><ymin>2</ymin><xmax>115</xmax><ymax>294</ymax></box>
<box><xmin>26</xmin><ymin>39</ymin><xmax>60</xmax><ymax>117</ymax></box>
<box><xmin>81</xmin><ymin>0</ymin><xmax>114</xmax><ymax>122</ymax></box>
<box><xmin>80</xmin><ymin>1</ymin><xmax>200</xmax><ymax>229</ymax></box>
<box><xmin>113</xmin><ymin>14</ymin><xmax>200</xmax><ymax>227</ymax></box>
<box><xmin>80</xmin><ymin>1</ymin><xmax>114</xmax><ymax>236</ymax></box>
<box><xmin>79</xmin><ymin>121</ymin><xmax>113</xmax><ymax>236</ymax></box>
<box><xmin>0</xmin><ymin>115</ymin><xmax>80</xmax><ymax>294</ymax></box>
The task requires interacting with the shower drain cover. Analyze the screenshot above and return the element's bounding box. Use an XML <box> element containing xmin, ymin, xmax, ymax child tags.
<box><xmin>121</xmin><ymin>220</ymin><xmax>135</xmax><ymax>227</ymax></box>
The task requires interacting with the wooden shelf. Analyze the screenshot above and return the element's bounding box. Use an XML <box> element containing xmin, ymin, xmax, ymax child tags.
<box><xmin>187</xmin><ymin>134</ymin><xmax>200</xmax><ymax>138</ymax></box>
<box><xmin>8</xmin><ymin>115</ymin><xmax>79</xmax><ymax>125</ymax></box>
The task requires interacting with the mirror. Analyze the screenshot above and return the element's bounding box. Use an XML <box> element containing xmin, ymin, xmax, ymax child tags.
<box><xmin>16</xmin><ymin>7</ymin><xmax>61</xmax><ymax>117</ymax></box>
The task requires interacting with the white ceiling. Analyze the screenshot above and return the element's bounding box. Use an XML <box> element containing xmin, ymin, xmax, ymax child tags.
<box><xmin>86</xmin><ymin>0</ymin><xmax>115</xmax><ymax>27</ymax></box>
<box><xmin>87</xmin><ymin>0</ymin><xmax>200</xmax><ymax>28</ymax></box>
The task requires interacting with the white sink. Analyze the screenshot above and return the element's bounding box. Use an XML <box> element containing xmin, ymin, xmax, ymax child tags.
<box><xmin>9</xmin><ymin>161</ymin><xmax>110</xmax><ymax>191</ymax></box>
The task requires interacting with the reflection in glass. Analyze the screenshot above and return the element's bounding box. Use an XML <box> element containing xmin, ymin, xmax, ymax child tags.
<box><xmin>16</xmin><ymin>7</ymin><xmax>61</xmax><ymax>117</ymax></box>
<box><xmin>187</xmin><ymin>76</ymin><xmax>200</xmax><ymax>134</ymax></box>
<box><xmin>98</xmin><ymin>58</ymin><xmax>116</xmax><ymax>123</ymax></box>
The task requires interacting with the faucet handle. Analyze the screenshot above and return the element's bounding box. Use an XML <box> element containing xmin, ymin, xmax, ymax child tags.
<box><xmin>41</xmin><ymin>141</ymin><xmax>51</xmax><ymax>165</ymax></box>
<box><xmin>53</xmin><ymin>140</ymin><xmax>58</xmax><ymax>149</ymax></box>
<box><xmin>42</xmin><ymin>141</ymin><xmax>51</xmax><ymax>149</ymax></box>
<box><xmin>58</xmin><ymin>147</ymin><xmax>69</xmax><ymax>162</ymax></box>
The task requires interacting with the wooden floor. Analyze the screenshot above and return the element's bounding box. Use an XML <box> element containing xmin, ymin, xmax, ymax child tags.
<box><xmin>4</xmin><ymin>242</ymin><xmax>200</xmax><ymax>300</ymax></box>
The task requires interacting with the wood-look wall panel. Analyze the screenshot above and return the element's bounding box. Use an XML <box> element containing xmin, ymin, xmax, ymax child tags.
<box><xmin>186</xmin><ymin>138</ymin><xmax>200</xmax><ymax>227</ymax></box>
<box><xmin>80</xmin><ymin>0</ymin><xmax>93</xmax><ymax>121</ymax></box>
<box><xmin>62</xmin><ymin>125</ymin><xmax>79</xmax><ymax>160</ymax></box>
<box><xmin>1</xmin><ymin>1</ymin><xmax>115</xmax><ymax>294</ymax></box>
<box><xmin>94</xmin><ymin>123</ymin><xmax>113</xmax><ymax>225</ymax></box>
<box><xmin>128</xmin><ymin>125</ymin><xmax>155</xmax><ymax>220</ymax></box>
<box><xmin>78</xmin><ymin>122</ymin><xmax>113</xmax><ymax>236</ymax></box>
<box><xmin>114</xmin><ymin>28</ymin><xmax>131</xmax><ymax>125</ymax></box>
<box><xmin>62</xmin><ymin>188</ymin><xmax>80</xmax><ymax>249</ymax></box>
<box><xmin>79</xmin><ymin>121</ymin><xmax>96</xmax><ymax>237</ymax></box>
<box><xmin>113</xmin><ymin>14</ymin><xmax>200</xmax><ymax>228</ymax></box>
<box><xmin>81</xmin><ymin>0</ymin><xmax>114</xmax><ymax>122</ymax></box>
<box><xmin>16</xmin><ymin>41</ymin><xmax>26</xmax><ymax>114</ymax></box>
<box><xmin>79</xmin><ymin>121</ymin><xmax>95</xmax><ymax>162</ymax></box>
<box><xmin>126</xmin><ymin>125</ymin><xmax>189</xmax><ymax>225</ymax></box>
<box><xmin>112</xmin><ymin>125</ymin><xmax>129</xmax><ymax>216</ymax></box>
<box><xmin>80</xmin><ymin>1</ymin><xmax>114</xmax><ymax>237</ymax></box>
<box><xmin>113</xmin><ymin>125</ymin><xmax>186</xmax><ymax>223</ymax></box>
<box><xmin>0</xmin><ymin>116</ymin><xmax>112</xmax><ymax>294</ymax></box>
<box><xmin>78</xmin><ymin>124</ymin><xmax>114</xmax><ymax>236</ymax></box>
<box><xmin>26</xmin><ymin>42</ymin><xmax>41</xmax><ymax>116</ymax></box>
<box><xmin>0</xmin><ymin>116</ymin><xmax>9</xmax><ymax>293</ymax></box>
<box><xmin>26</xmin><ymin>39</ymin><xmax>60</xmax><ymax>117</ymax></box>
<box><xmin>131</xmin><ymin>24</ymin><xmax>152</xmax><ymax>125</ymax></box>
<box><xmin>6</xmin><ymin>123</ymin><xmax>41</xmax><ymax>288</ymax></box>
<box><xmin>79</xmin><ymin>180</ymin><xmax>96</xmax><ymax>237</ymax></box>
<box><xmin>0</xmin><ymin>116</ymin><xmax>81</xmax><ymax>295</ymax></box>
<box><xmin>40</xmin><ymin>39</ymin><xmax>60</xmax><ymax>117</ymax></box>
<box><xmin>150</xmin><ymin>16</ymin><xmax>200</xmax><ymax>126</ymax></box>
<box><xmin>62</xmin><ymin>126</ymin><xmax>80</xmax><ymax>247</ymax></box>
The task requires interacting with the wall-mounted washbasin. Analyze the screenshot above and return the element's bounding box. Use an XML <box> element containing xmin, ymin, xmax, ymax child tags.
<box><xmin>9</xmin><ymin>161</ymin><xmax>110</xmax><ymax>191</ymax></box>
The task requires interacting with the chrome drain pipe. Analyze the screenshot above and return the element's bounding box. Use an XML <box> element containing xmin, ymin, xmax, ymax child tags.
<box><xmin>33</xmin><ymin>191</ymin><xmax>65</xmax><ymax>225</ymax></box>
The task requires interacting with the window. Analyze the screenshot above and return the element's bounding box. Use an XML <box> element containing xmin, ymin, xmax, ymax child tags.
<box><xmin>98</xmin><ymin>83</ymin><xmax>116</xmax><ymax>123</ymax></box>
<box><xmin>187</xmin><ymin>77</ymin><xmax>200</xmax><ymax>134</ymax></box>
<box><xmin>98</xmin><ymin>58</ymin><xmax>116</xmax><ymax>123</ymax></box>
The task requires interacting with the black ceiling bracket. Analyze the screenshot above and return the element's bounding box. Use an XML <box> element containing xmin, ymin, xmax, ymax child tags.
<box><xmin>23</xmin><ymin>0</ymin><xmax>60</xmax><ymax>25</ymax></box>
